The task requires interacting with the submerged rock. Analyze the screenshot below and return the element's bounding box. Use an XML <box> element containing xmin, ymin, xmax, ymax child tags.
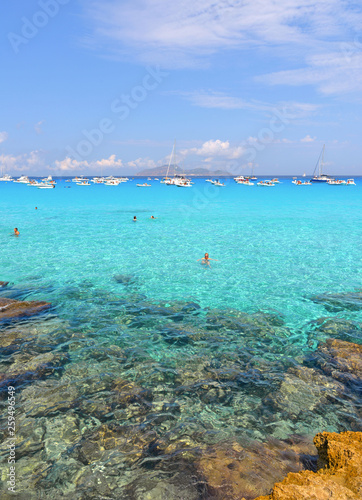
<box><xmin>254</xmin><ymin>431</ymin><xmax>362</xmax><ymax>500</ymax></box>
<box><xmin>0</xmin><ymin>281</ymin><xmax>9</xmax><ymax>288</ymax></box>
<box><xmin>0</xmin><ymin>297</ymin><xmax>51</xmax><ymax>321</ymax></box>
<box><xmin>305</xmin><ymin>338</ymin><xmax>362</xmax><ymax>390</ymax></box>
<box><xmin>112</xmin><ymin>378</ymin><xmax>153</xmax><ymax>410</ymax></box>
<box><xmin>310</xmin><ymin>317</ymin><xmax>362</xmax><ymax>345</ymax></box>
<box><xmin>114</xmin><ymin>274</ymin><xmax>137</xmax><ymax>286</ymax></box>
<box><xmin>196</xmin><ymin>437</ymin><xmax>316</xmax><ymax>500</ymax></box>
<box><xmin>73</xmin><ymin>422</ymin><xmax>161</xmax><ymax>468</ymax></box>
<box><xmin>311</xmin><ymin>290</ymin><xmax>362</xmax><ymax>312</ymax></box>
<box><xmin>0</xmin><ymin>351</ymin><xmax>68</xmax><ymax>391</ymax></box>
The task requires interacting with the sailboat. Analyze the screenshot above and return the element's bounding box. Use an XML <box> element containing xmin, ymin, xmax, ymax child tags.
<box><xmin>161</xmin><ymin>141</ymin><xmax>191</xmax><ymax>186</ymax></box>
<box><xmin>310</xmin><ymin>145</ymin><xmax>334</xmax><ymax>182</ymax></box>
<box><xmin>161</xmin><ymin>141</ymin><xmax>175</xmax><ymax>184</ymax></box>
<box><xmin>250</xmin><ymin>163</ymin><xmax>257</xmax><ymax>180</ymax></box>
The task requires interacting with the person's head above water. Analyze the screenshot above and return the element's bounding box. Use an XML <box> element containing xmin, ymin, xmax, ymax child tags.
<box><xmin>204</xmin><ymin>253</ymin><xmax>209</xmax><ymax>259</ymax></box>
<box><xmin>14</xmin><ymin>228</ymin><xmax>19</xmax><ymax>236</ymax></box>
<box><xmin>133</xmin><ymin>216</ymin><xmax>137</xmax><ymax>220</ymax></box>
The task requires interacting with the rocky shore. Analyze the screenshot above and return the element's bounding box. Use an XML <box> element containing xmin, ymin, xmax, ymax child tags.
<box><xmin>252</xmin><ymin>431</ymin><xmax>362</xmax><ymax>500</ymax></box>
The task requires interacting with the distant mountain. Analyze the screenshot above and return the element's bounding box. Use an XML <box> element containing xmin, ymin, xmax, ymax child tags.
<box><xmin>136</xmin><ymin>165</ymin><xmax>233</xmax><ymax>177</ymax></box>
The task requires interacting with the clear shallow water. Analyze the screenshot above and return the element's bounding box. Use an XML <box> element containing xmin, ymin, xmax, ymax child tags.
<box><xmin>0</xmin><ymin>177</ymin><xmax>361</xmax><ymax>498</ymax></box>
<box><xmin>1</xmin><ymin>178</ymin><xmax>361</xmax><ymax>323</ymax></box>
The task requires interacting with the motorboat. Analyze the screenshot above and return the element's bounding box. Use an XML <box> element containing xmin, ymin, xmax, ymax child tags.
<box><xmin>175</xmin><ymin>179</ymin><xmax>192</xmax><ymax>187</ymax></box>
<box><xmin>346</xmin><ymin>178</ymin><xmax>356</xmax><ymax>185</ymax></box>
<box><xmin>293</xmin><ymin>180</ymin><xmax>311</xmax><ymax>185</ymax></box>
<box><xmin>104</xmin><ymin>179</ymin><xmax>120</xmax><ymax>186</ymax></box>
<box><xmin>327</xmin><ymin>179</ymin><xmax>346</xmax><ymax>185</ymax></box>
<box><xmin>72</xmin><ymin>176</ymin><xmax>89</xmax><ymax>183</ymax></box>
<box><xmin>136</xmin><ymin>183</ymin><xmax>151</xmax><ymax>187</ymax></box>
<box><xmin>257</xmin><ymin>180</ymin><xmax>275</xmax><ymax>186</ymax></box>
<box><xmin>237</xmin><ymin>180</ymin><xmax>254</xmax><ymax>185</ymax></box>
<box><xmin>14</xmin><ymin>175</ymin><xmax>30</xmax><ymax>183</ymax></box>
<box><xmin>0</xmin><ymin>173</ymin><xmax>13</xmax><ymax>182</ymax></box>
<box><xmin>37</xmin><ymin>182</ymin><xmax>55</xmax><ymax>189</ymax></box>
<box><xmin>76</xmin><ymin>181</ymin><xmax>91</xmax><ymax>186</ymax></box>
<box><xmin>42</xmin><ymin>175</ymin><xmax>53</xmax><ymax>182</ymax></box>
<box><xmin>211</xmin><ymin>179</ymin><xmax>225</xmax><ymax>186</ymax></box>
<box><xmin>271</xmin><ymin>178</ymin><xmax>280</xmax><ymax>183</ymax></box>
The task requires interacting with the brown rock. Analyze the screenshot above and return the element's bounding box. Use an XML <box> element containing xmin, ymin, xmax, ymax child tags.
<box><xmin>112</xmin><ymin>377</ymin><xmax>153</xmax><ymax>409</ymax></box>
<box><xmin>0</xmin><ymin>281</ymin><xmax>9</xmax><ymax>287</ymax></box>
<box><xmin>311</xmin><ymin>290</ymin><xmax>362</xmax><ymax>312</ymax></box>
<box><xmin>313</xmin><ymin>339</ymin><xmax>362</xmax><ymax>388</ymax></box>
<box><xmin>197</xmin><ymin>438</ymin><xmax>316</xmax><ymax>500</ymax></box>
<box><xmin>0</xmin><ymin>297</ymin><xmax>51</xmax><ymax>321</ymax></box>
<box><xmin>253</xmin><ymin>431</ymin><xmax>362</xmax><ymax>500</ymax></box>
<box><xmin>0</xmin><ymin>351</ymin><xmax>68</xmax><ymax>390</ymax></box>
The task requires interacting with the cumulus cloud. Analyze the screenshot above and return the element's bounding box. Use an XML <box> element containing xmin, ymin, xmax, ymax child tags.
<box><xmin>0</xmin><ymin>131</ymin><xmax>8</xmax><ymax>143</ymax></box>
<box><xmin>94</xmin><ymin>154</ymin><xmax>123</xmax><ymax>168</ymax></box>
<box><xmin>53</xmin><ymin>155</ymin><xmax>124</xmax><ymax>172</ymax></box>
<box><xmin>127</xmin><ymin>157</ymin><xmax>158</xmax><ymax>169</ymax></box>
<box><xmin>53</xmin><ymin>157</ymin><xmax>89</xmax><ymax>172</ymax></box>
<box><xmin>182</xmin><ymin>139</ymin><xmax>245</xmax><ymax>160</ymax></box>
<box><xmin>301</xmin><ymin>135</ymin><xmax>316</xmax><ymax>142</ymax></box>
<box><xmin>0</xmin><ymin>151</ymin><xmax>44</xmax><ymax>172</ymax></box>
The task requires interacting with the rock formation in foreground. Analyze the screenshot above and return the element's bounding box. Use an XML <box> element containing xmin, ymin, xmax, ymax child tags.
<box><xmin>252</xmin><ymin>431</ymin><xmax>362</xmax><ymax>500</ymax></box>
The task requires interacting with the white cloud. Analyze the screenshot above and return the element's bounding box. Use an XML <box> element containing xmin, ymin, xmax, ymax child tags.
<box><xmin>53</xmin><ymin>155</ymin><xmax>124</xmax><ymax>172</ymax></box>
<box><xmin>94</xmin><ymin>154</ymin><xmax>123</xmax><ymax>168</ymax></box>
<box><xmin>84</xmin><ymin>1</ymin><xmax>362</xmax><ymax>68</ymax></box>
<box><xmin>174</xmin><ymin>91</ymin><xmax>252</xmax><ymax>110</ymax></box>
<box><xmin>258</xmin><ymin>52</ymin><xmax>362</xmax><ymax>95</ymax></box>
<box><xmin>35</xmin><ymin>121</ymin><xmax>44</xmax><ymax>135</ymax></box>
<box><xmin>172</xmin><ymin>91</ymin><xmax>319</xmax><ymax>120</ymax></box>
<box><xmin>84</xmin><ymin>1</ymin><xmax>362</xmax><ymax>94</ymax></box>
<box><xmin>0</xmin><ymin>131</ymin><xmax>8</xmax><ymax>143</ymax></box>
<box><xmin>53</xmin><ymin>157</ymin><xmax>89</xmax><ymax>172</ymax></box>
<box><xmin>182</xmin><ymin>139</ymin><xmax>245</xmax><ymax>160</ymax></box>
<box><xmin>301</xmin><ymin>135</ymin><xmax>316</xmax><ymax>142</ymax></box>
<box><xmin>127</xmin><ymin>157</ymin><xmax>158</xmax><ymax>169</ymax></box>
<box><xmin>0</xmin><ymin>151</ymin><xmax>45</xmax><ymax>172</ymax></box>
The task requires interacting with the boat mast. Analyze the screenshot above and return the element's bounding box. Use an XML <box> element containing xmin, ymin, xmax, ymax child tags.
<box><xmin>320</xmin><ymin>144</ymin><xmax>325</xmax><ymax>177</ymax></box>
<box><xmin>165</xmin><ymin>140</ymin><xmax>175</xmax><ymax>179</ymax></box>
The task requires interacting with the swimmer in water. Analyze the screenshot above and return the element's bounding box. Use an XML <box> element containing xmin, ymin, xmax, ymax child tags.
<box><xmin>197</xmin><ymin>252</ymin><xmax>218</xmax><ymax>267</ymax></box>
<box><xmin>14</xmin><ymin>228</ymin><xmax>19</xmax><ymax>236</ymax></box>
<box><xmin>150</xmin><ymin>216</ymin><xmax>157</xmax><ymax>219</ymax></box>
<box><xmin>133</xmin><ymin>216</ymin><xmax>137</xmax><ymax>221</ymax></box>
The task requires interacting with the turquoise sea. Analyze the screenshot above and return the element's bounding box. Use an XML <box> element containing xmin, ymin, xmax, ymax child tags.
<box><xmin>0</xmin><ymin>177</ymin><xmax>361</xmax><ymax>498</ymax></box>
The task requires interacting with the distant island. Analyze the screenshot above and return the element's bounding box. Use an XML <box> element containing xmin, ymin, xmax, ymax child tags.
<box><xmin>136</xmin><ymin>165</ymin><xmax>234</xmax><ymax>177</ymax></box>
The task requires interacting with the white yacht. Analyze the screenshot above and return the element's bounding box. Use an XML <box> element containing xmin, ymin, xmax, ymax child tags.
<box><xmin>14</xmin><ymin>175</ymin><xmax>30</xmax><ymax>183</ymax></box>
<box><xmin>257</xmin><ymin>180</ymin><xmax>275</xmax><ymax>186</ymax></box>
<box><xmin>0</xmin><ymin>173</ymin><xmax>13</xmax><ymax>182</ymax></box>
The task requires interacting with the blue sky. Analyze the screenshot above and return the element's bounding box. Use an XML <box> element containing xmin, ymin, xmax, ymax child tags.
<box><xmin>1</xmin><ymin>0</ymin><xmax>362</xmax><ymax>176</ymax></box>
